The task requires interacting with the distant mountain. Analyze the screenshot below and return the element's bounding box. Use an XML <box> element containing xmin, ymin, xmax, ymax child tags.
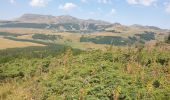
<box><xmin>16</xmin><ymin>14</ymin><xmax>110</xmax><ymax>25</ymax></box>
<box><xmin>0</xmin><ymin>14</ymin><xmax>112</xmax><ymax>32</ymax></box>
<box><xmin>55</xmin><ymin>15</ymin><xmax>81</xmax><ymax>24</ymax></box>
<box><xmin>16</xmin><ymin>14</ymin><xmax>56</xmax><ymax>23</ymax></box>
<box><xmin>0</xmin><ymin>14</ymin><xmax>168</xmax><ymax>33</ymax></box>
<box><xmin>131</xmin><ymin>24</ymin><xmax>161</xmax><ymax>30</ymax></box>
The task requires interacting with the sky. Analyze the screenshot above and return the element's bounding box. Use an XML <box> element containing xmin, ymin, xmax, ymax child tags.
<box><xmin>0</xmin><ymin>0</ymin><xmax>170</xmax><ymax>29</ymax></box>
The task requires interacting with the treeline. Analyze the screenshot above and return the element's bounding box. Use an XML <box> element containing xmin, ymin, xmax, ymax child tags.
<box><xmin>134</xmin><ymin>31</ymin><xmax>155</xmax><ymax>41</ymax></box>
<box><xmin>0</xmin><ymin>44</ymin><xmax>81</xmax><ymax>64</ymax></box>
<box><xmin>32</xmin><ymin>34</ymin><xmax>63</xmax><ymax>41</ymax></box>
<box><xmin>0</xmin><ymin>23</ymin><xmax>98</xmax><ymax>31</ymax></box>
<box><xmin>0</xmin><ymin>23</ymin><xmax>48</xmax><ymax>29</ymax></box>
<box><xmin>80</xmin><ymin>32</ymin><xmax>155</xmax><ymax>46</ymax></box>
<box><xmin>0</xmin><ymin>32</ymin><xmax>25</xmax><ymax>37</ymax></box>
<box><xmin>80</xmin><ymin>36</ymin><xmax>128</xmax><ymax>46</ymax></box>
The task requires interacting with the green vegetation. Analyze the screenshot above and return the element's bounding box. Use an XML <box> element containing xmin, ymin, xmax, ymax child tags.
<box><xmin>105</xmin><ymin>30</ymin><xmax>121</xmax><ymax>33</ymax></box>
<box><xmin>80</xmin><ymin>36</ymin><xmax>141</xmax><ymax>46</ymax></box>
<box><xmin>0</xmin><ymin>32</ymin><xmax>25</xmax><ymax>37</ymax></box>
<box><xmin>0</xmin><ymin>23</ymin><xmax>49</xmax><ymax>29</ymax></box>
<box><xmin>0</xmin><ymin>30</ymin><xmax>169</xmax><ymax>99</ymax></box>
<box><xmin>0</xmin><ymin>44</ymin><xmax>81</xmax><ymax>64</ymax></box>
<box><xmin>32</xmin><ymin>34</ymin><xmax>63</xmax><ymax>41</ymax></box>
<box><xmin>80</xmin><ymin>32</ymin><xmax>155</xmax><ymax>46</ymax></box>
<box><xmin>80</xmin><ymin>36</ymin><xmax>128</xmax><ymax>45</ymax></box>
<box><xmin>0</xmin><ymin>44</ymin><xmax>170</xmax><ymax>99</ymax></box>
<box><xmin>134</xmin><ymin>32</ymin><xmax>155</xmax><ymax>41</ymax></box>
<box><xmin>0</xmin><ymin>23</ymin><xmax>99</xmax><ymax>32</ymax></box>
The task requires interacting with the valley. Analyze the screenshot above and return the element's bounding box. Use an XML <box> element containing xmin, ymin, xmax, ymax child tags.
<box><xmin>0</xmin><ymin>13</ymin><xmax>170</xmax><ymax>100</ymax></box>
<box><xmin>0</xmin><ymin>14</ymin><xmax>169</xmax><ymax>50</ymax></box>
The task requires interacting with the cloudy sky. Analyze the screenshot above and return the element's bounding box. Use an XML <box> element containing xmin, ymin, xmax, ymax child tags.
<box><xmin>0</xmin><ymin>0</ymin><xmax>170</xmax><ymax>29</ymax></box>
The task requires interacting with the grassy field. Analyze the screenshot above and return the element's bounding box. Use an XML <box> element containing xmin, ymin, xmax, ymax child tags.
<box><xmin>0</xmin><ymin>28</ymin><xmax>53</xmax><ymax>34</ymax></box>
<box><xmin>0</xmin><ymin>28</ymin><xmax>168</xmax><ymax>50</ymax></box>
<box><xmin>0</xmin><ymin>37</ymin><xmax>44</xmax><ymax>49</ymax></box>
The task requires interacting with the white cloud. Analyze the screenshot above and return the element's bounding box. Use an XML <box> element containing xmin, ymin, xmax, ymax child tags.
<box><xmin>81</xmin><ymin>0</ymin><xmax>88</xmax><ymax>3</ymax></box>
<box><xmin>59</xmin><ymin>3</ymin><xmax>77</xmax><ymax>11</ymax></box>
<box><xmin>110</xmin><ymin>8</ymin><xmax>116</xmax><ymax>15</ymax></box>
<box><xmin>10</xmin><ymin>0</ymin><xmax>15</xmax><ymax>4</ymax></box>
<box><xmin>98</xmin><ymin>0</ymin><xmax>111</xmax><ymax>4</ymax></box>
<box><xmin>127</xmin><ymin>0</ymin><xmax>157</xmax><ymax>6</ymax></box>
<box><xmin>127</xmin><ymin>0</ymin><xmax>138</xmax><ymax>4</ymax></box>
<box><xmin>141</xmin><ymin>0</ymin><xmax>157</xmax><ymax>6</ymax></box>
<box><xmin>30</xmin><ymin>0</ymin><xmax>50</xmax><ymax>7</ymax></box>
<box><xmin>165</xmin><ymin>2</ymin><xmax>170</xmax><ymax>13</ymax></box>
<box><xmin>89</xmin><ymin>12</ymin><xmax>96</xmax><ymax>15</ymax></box>
<box><xmin>97</xmin><ymin>8</ymin><xmax>102</xmax><ymax>12</ymax></box>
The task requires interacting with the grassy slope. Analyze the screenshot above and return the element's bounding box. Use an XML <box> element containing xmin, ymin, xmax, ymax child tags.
<box><xmin>0</xmin><ymin>37</ymin><xmax>44</xmax><ymax>49</ymax></box>
<box><xmin>0</xmin><ymin>45</ymin><xmax>170</xmax><ymax>100</ymax></box>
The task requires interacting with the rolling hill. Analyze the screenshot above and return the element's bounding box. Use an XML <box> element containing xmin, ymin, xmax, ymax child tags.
<box><xmin>0</xmin><ymin>14</ymin><xmax>168</xmax><ymax>33</ymax></box>
<box><xmin>0</xmin><ymin>14</ymin><xmax>169</xmax><ymax>50</ymax></box>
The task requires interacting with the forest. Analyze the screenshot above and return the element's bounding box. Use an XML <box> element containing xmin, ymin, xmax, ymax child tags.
<box><xmin>80</xmin><ymin>32</ymin><xmax>155</xmax><ymax>46</ymax></box>
<box><xmin>32</xmin><ymin>34</ymin><xmax>63</xmax><ymax>41</ymax></box>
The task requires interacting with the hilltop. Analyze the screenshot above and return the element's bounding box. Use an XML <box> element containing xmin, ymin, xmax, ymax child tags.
<box><xmin>0</xmin><ymin>14</ymin><xmax>169</xmax><ymax>33</ymax></box>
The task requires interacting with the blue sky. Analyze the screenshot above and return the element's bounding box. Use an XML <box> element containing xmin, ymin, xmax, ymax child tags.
<box><xmin>0</xmin><ymin>0</ymin><xmax>170</xmax><ymax>29</ymax></box>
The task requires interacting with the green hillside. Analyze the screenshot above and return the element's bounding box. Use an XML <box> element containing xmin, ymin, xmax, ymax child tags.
<box><xmin>0</xmin><ymin>44</ymin><xmax>170</xmax><ymax>99</ymax></box>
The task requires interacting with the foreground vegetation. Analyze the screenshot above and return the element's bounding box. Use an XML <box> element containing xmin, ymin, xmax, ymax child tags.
<box><xmin>0</xmin><ymin>43</ymin><xmax>170</xmax><ymax>100</ymax></box>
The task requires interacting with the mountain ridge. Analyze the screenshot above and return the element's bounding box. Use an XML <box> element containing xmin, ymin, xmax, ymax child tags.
<box><xmin>0</xmin><ymin>13</ymin><xmax>169</xmax><ymax>32</ymax></box>
<box><xmin>15</xmin><ymin>13</ymin><xmax>111</xmax><ymax>25</ymax></box>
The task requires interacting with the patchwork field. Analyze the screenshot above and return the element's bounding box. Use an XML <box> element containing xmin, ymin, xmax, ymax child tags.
<box><xmin>0</xmin><ymin>27</ymin><xmax>169</xmax><ymax>50</ymax></box>
<box><xmin>0</xmin><ymin>37</ymin><xmax>44</xmax><ymax>49</ymax></box>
